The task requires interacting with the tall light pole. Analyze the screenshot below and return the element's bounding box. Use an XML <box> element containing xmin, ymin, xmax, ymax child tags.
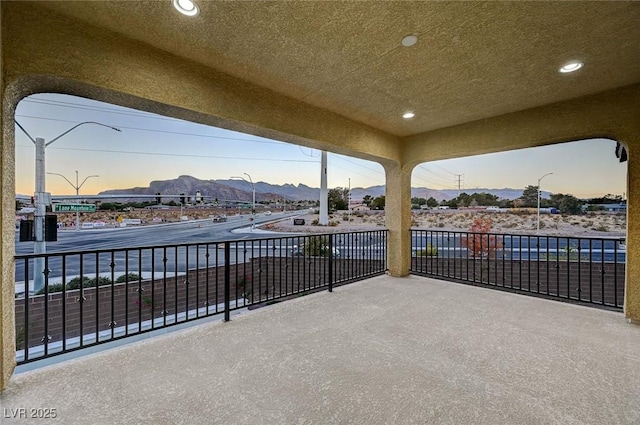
<box><xmin>348</xmin><ymin>177</ymin><xmax>352</xmax><ymax>228</ymax></box>
<box><xmin>15</xmin><ymin>120</ymin><xmax>121</xmax><ymax>293</ymax></box>
<box><xmin>231</xmin><ymin>173</ymin><xmax>255</xmax><ymax>231</ymax></box>
<box><xmin>537</xmin><ymin>172</ymin><xmax>554</xmax><ymax>234</ymax></box>
<box><xmin>47</xmin><ymin>171</ymin><xmax>99</xmax><ymax>231</ymax></box>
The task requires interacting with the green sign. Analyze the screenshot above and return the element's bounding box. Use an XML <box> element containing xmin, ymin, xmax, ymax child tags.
<box><xmin>53</xmin><ymin>204</ymin><xmax>96</xmax><ymax>213</ymax></box>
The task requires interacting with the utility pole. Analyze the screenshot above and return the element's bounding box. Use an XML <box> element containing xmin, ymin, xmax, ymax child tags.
<box><xmin>231</xmin><ymin>173</ymin><xmax>255</xmax><ymax>231</ymax></box>
<box><xmin>348</xmin><ymin>177</ymin><xmax>352</xmax><ymax>228</ymax></box>
<box><xmin>454</xmin><ymin>174</ymin><xmax>463</xmax><ymax>197</ymax></box>
<box><xmin>320</xmin><ymin>151</ymin><xmax>328</xmax><ymax>225</ymax></box>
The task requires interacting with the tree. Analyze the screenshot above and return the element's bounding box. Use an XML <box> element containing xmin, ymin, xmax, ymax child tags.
<box><xmin>550</xmin><ymin>193</ymin><xmax>583</xmax><ymax>215</ymax></box>
<box><xmin>328</xmin><ymin>187</ymin><xmax>349</xmax><ymax>210</ymax></box>
<box><xmin>362</xmin><ymin>195</ymin><xmax>373</xmax><ymax>207</ymax></box>
<box><xmin>426</xmin><ymin>197</ymin><xmax>439</xmax><ymax>208</ymax></box>
<box><xmin>519</xmin><ymin>185</ymin><xmax>539</xmax><ymax>207</ymax></box>
<box><xmin>411</xmin><ymin>197</ymin><xmax>427</xmax><ymax>207</ymax></box>
<box><xmin>370</xmin><ymin>195</ymin><xmax>385</xmax><ymax>210</ymax></box>
<box><xmin>588</xmin><ymin>194</ymin><xmax>624</xmax><ymax>204</ymax></box>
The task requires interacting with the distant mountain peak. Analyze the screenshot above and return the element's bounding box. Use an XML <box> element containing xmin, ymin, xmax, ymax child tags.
<box><xmin>98</xmin><ymin>175</ymin><xmax>533</xmax><ymax>202</ymax></box>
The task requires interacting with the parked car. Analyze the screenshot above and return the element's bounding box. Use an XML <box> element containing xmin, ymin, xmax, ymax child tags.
<box><xmin>212</xmin><ymin>215</ymin><xmax>227</xmax><ymax>222</ymax></box>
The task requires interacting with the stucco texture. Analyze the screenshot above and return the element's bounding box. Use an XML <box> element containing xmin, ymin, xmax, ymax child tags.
<box><xmin>1</xmin><ymin>1</ymin><xmax>640</xmax><ymax>391</ymax></box>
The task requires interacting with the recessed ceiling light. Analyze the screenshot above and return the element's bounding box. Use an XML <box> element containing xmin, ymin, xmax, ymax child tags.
<box><xmin>173</xmin><ymin>0</ymin><xmax>199</xmax><ymax>16</ymax></box>
<box><xmin>559</xmin><ymin>61</ymin><xmax>583</xmax><ymax>73</ymax></box>
<box><xmin>401</xmin><ymin>35</ymin><xmax>418</xmax><ymax>47</ymax></box>
<box><xmin>403</xmin><ymin>111</ymin><xmax>415</xmax><ymax>119</ymax></box>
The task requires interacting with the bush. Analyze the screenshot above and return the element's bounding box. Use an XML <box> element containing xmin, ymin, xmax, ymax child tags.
<box><xmin>36</xmin><ymin>283</ymin><xmax>64</xmax><ymax>295</ymax></box>
<box><xmin>115</xmin><ymin>273</ymin><xmax>142</xmax><ymax>283</ymax></box>
<box><xmin>416</xmin><ymin>244</ymin><xmax>438</xmax><ymax>257</ymax></box>
<box><xmin>66</xmin><ymin>276</ymin><xmax>95</xmax><ymax>290</ymax></box>
<box><xmin>304</xmin><ymin>235</ymin><xmax>331</xmax><ymax>257</ymax></box>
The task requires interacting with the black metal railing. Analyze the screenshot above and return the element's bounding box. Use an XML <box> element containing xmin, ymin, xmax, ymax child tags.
<box><xmin>410</xmin><ymin>229</ymin><xmax>625</xmax><ymax>310</ymax></box>
<box><xmin>14</xmin><ymin>230</ymin><xmax>387</xmax><ymax>364</ymax></box>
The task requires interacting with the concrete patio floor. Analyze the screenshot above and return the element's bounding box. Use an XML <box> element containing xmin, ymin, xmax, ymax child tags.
<box><xmin>1</xmin><ymin>275</ymin><xmax>639</xmax><ymax>425</ymax></box>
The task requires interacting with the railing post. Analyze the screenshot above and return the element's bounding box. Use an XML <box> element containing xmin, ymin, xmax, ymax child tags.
<box><xmin>328</xmin><ymin>234</ymin><xmax>333</xmax><ymax>292</ymax></box>
<box><xmin>224</xmin><ymin>241</ymin><xmax>231</xmax><ymax>322</ymax></box>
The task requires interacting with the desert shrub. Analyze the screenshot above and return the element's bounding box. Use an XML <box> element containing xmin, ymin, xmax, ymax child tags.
<box><xmin>342</xmin><ymin>214</ymin><xmax>349</xmax><ymax>221</ymax></box>
<box><xmin>593</xmin><ymin>226</ymin><xmax>609</xmax><ymax>232</ymax></box>
<box><xmin>311</xmin><ymin>219</ymin><xmax>320</xmax><ymax>226</ymax></box>
<box><xmin>462</xmin><ymin>217</ymin><xmax>502</xmax><ymax>258</ymax></box>
<box><xmin>328</xmin><ymin>221</ymin><xmax>339</xmax><ymax>227</ymax></box>
<box><xmin>304</xmin><ymin>235</ymin><xmax>331</xmax><ymax>256</ymax></box>
<box><xmin>415</xmin><ymin>244</ymin><xmax>438</xmax><ymax>257</ymax></box>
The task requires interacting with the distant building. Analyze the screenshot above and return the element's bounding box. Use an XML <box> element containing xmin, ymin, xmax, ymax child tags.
<box><xmin>583</xmin><ymin>203</ymin><xmax>627</xmax><ymax>213</ymax></box>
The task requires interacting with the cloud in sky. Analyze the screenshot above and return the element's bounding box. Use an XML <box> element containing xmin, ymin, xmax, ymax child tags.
<box><xmin>14</xmin><ymin>94</ymin><xmax>626</xmax><ymax>199</ymax></box>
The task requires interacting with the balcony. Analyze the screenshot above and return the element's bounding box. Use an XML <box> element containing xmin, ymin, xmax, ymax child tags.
<box><xmin>4</xmin><ymin>229</ymin><xmax>637</xmax><ymax>423</ymax></box>
<box><xmin>3</xmin><ymin>273</ymin><xmax>639</xmax><ymax>424</ymax></box>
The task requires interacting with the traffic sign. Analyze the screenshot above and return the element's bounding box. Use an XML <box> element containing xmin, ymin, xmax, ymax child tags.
<box><xmin>53</xmin><ymin>203</ymin><xmax>96</xmax><ymax>213</ymax></box>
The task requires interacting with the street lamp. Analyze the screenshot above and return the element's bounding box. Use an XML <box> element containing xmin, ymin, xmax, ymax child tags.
<box><xmin>47</xmin><ymin>171</ymin><xmax>99</xmax><ymax>232</ymax></box>
<box><xmin>537</xmin><ymin>172</ymin><xmax>554</xmax><ymax>234</ymax></box>
<box><xmin>231</xmin><ymin>173</ymin><xmax>255</xmax><ymax>230</ymax></box>
<box><xmin>15</xmin><ymin>120</ymin><xmax>121</xmax><ymax>293</ymax></box>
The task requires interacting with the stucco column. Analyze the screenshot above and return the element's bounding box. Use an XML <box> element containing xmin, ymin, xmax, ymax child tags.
<box><xmin>625</xmin><ymin>141</ymin><xmax>640</xmax><ymax>324</ymax></box>
<box><xmin>384</xmin><ymin>162</ymin><xmax>412</xmax><ymax>276</ymax></box>
<box><xmin>1</xmin><ymin>14</ymin><xmax>17</xmax><ymax>389</ymax></box>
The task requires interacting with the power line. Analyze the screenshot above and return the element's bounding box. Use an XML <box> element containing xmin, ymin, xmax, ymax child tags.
<box><xmin>331</xmin><ymin>155</ymin><xmax>385</xmax><ymax>176</ymax></box>
<box><xmin>418</xmin><ymin>164</ymin><xmax>455</xmax><ymax>182</ymax></box>
<box><xmin>415</xmin><ymin>166</ymin><xmax>455</xmax><ymax>186</ymax></box>
<box><xmin>15</xmin><ymin>114</ymin><xmax>287</xmax><ymax>146</ymax></box>
<box><xmin>15</xmin><ymin>143</ymin><xmax>318</xmax><ymax>163</ymax></box>
<box><xmin>432</xmin><ymin>163</ymin><xmax>458</xmax><ymax>176</ymax></box>
<box><xmin>22</xmin><ymin>98</ymin><xmax>177</xmax><ymax>122</ymax></box>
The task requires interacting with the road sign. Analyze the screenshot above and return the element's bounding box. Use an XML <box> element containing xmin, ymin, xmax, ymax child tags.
<box><xmin>53</xmin><ymin>203</ymin><xmax>96</xmax><ymax>213</ymax></box>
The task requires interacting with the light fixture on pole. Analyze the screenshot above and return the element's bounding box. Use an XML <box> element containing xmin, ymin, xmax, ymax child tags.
<box><xmin>47</xmin><ymin>171</ymin><xmax>99</xmax><ymax>232</ymax></box>
<box><xmin>231</xmin><ymin>173</ymin><xmax>255</xmax><ymax>231</ymax></box>
<box><xmin>537</xmin><ymin>172</ymin><xmax>553</xmax><ymax>234</ymax></box>
<box><xmin>15</xmin><ymin>120</ymin><xmax>121</xmax><ymax>293</ymax></box>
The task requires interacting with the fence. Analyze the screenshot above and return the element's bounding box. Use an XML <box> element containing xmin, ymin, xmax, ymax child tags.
<box><xmin>14</xmin><ymin>230</ymin><xmax>387</xmax><ymax>364</ymax></box>
<box><xmin>410</xmin><ymin>229</ymin><xmax>625</xmax><ymax>310</ymax></box>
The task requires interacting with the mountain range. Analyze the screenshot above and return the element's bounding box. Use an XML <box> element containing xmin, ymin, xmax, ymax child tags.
<box><xmin>97</xmin><ymin>175</ymin><xmax>544</xmax><ymax>203</ymax></box>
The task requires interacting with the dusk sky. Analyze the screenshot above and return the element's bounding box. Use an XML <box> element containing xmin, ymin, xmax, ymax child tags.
<box><xmin>15</xmin><ymin>94</ymin><xmax>626</xmax><ymax>199</ymax></box>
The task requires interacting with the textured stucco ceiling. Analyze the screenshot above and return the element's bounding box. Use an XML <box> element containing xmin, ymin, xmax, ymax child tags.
<box><xmin>39</xmin><ymin>1</ymin><xmax>640</xmax><ymax>137</ymax></box>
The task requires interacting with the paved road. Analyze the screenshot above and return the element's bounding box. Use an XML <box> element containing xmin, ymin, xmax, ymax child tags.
<box><xmin>14</xmin><ymin>212</ymin><xmax>387</xmax><ymax>288</ymax></box>
<box><xmin>15</xmin><ymin>212</ymin><xmax>302</xmax><ymax>255</ymax></box>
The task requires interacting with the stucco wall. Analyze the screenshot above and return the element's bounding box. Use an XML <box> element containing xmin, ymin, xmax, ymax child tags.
<box><xmin>1</xmin><ymin>1</ymin><xmax>639</xmax><ymax>392</ymax></box>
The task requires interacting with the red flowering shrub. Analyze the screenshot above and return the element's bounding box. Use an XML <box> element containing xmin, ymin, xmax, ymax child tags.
<box><xmin>463</xmin><ymin>217</ymin><xmax>502</xmax><ymax>258</ymax></box>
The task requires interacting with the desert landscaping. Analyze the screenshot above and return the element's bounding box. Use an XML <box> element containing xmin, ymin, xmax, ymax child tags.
<box><xmin>47</xmin><ymin>207</ymin><xmax>626</xmax><ymax>238</ymax></box>
<box><xmin>263</xmin><ymin>210</ymin><xmax>626</xmax><ymax>237</ymax></box>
